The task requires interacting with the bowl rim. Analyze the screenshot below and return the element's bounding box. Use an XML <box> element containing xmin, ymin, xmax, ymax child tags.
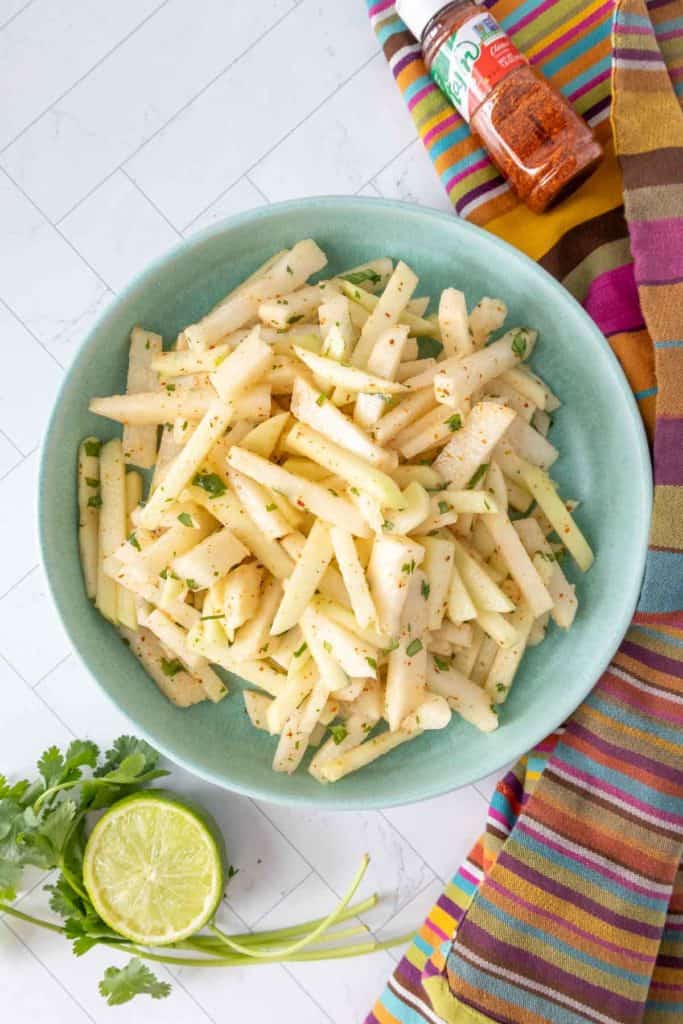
<box><xmin>37</xmin><ymin>194</ymin><xmax>652</xmax><ymax>809</ymax></box>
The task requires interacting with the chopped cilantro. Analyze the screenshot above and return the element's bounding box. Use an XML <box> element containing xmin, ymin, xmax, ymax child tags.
<box><xmin>265</xmin><ymin>503</ymin><xmax>277</xmax><ymax>512</ymax></box>
<box><xmin>433</xmin><ymin>655</ymin><xmax>451</xmax><ymax>672</ymax></box>
<box><xmin>340</xmin><ymin>269</ymin><xmax>381</xmax><ymax>286</ymax></box>
<box><xmin>511</xmin><ymin>331</ymin><xmax>527</xmax><ymax>358</ymax></box>
<box><xmin>85</xmin><ymin>476</ymin><xmax>99</xmax><ymax>488</ymax></box>
<box><xmin>315</xmin><ymin>392</ymin><xmax>326</xmax><ymax>406</ymax></box>
<box><xmin>84</xmin><ymin>439</ymin><xmax>101</xmax><ymax>457</ymax></box>
<box><xmin>350</xmin><ymin>486</ymin><xmax>360</xmax><ymax>496</ymax></box>
<box><xmin>165</xmin><ymin>383</ymin><xmax>176</xmax><ymax>394</ymax></box>
<box><xmin>466</xmin><ymin>463</ymin><xmax>489</xmax><ymax>489</ymax></box>
<box><xmin>286</xmin><ymin>264</ymin><xmax>293</xmax><ymax>274</ymax></box>
<box><xmin>287</xmin><ymin>314</ymin><xmax>304</xmax><ymax>325</ymax></box>
<box><xmin>406</xmin><ymin>638</ymin><xmax>423</xmax><ymax>657</ymax></box>
<box><xmin>192</xmin><ymin>472</ymin><xmax>226</xmax><ymax>498</ymax></box>
<box><xmin>127</xmin><ymin>532</ymin><xmax>141</xmax><ymax>551</ymax></box>
<box><xmin>438</xmin><ymin>500</ymin><xmax>451</xmax><ymax>514</ymax></box>
<box><xmin>416</xmin><ymin>336</ymin><xmax>443</xmax><ymax>360</ymax></box>
<box><xmin>185</xmin><ymin>578</ymin><xmax>200</xmax><ymax>591</ymax></box>
<box><xmin>382</xmin><ymin>638</ymin><xmax>400</xmax><ymax>654</ymax></box>
<box><xmin>421</xmin><ymin>580</ymin><xmax>430</xmax><ymax>599</ymax></box>
<box><xmin>200</xmin><ymin>613</ymin><xmax>225</xmax><ymax>621</ymax></box>
<box><xmin>445</xmin><ymin>414</ymin><xmax>462</xmax><ymax>432</ymax></box>
<box><xmin>401</xmin><ymin>560</ymin><xmax>415</xmax><ymax>575</ymax></box>
<box><xmin>293</xmin><ymin>642</ymin><xmax>308</xmax><ymax>658</ymax></box>
<box><xmin>87</xmin><ymin>494</ymin><xmax>103</xmax><ymax>508</ymax></box>
<box><xmin>381</xmin><ymin>520</ymin><xmax>394</xmax><ymax>532</ymax></box>
<box><xmin>177</xmin><ymin>512</ymin><xmax>194</xmax><ymax>527</ymax></box>
<box><xmin>496</xmin><ymin>683</ymin><xmax>506</xmax><ymax>693</ymax></box>
<box><xmin>160</xmin><ymin>658</ymin><xmax>182</xmax><ymax>678</ymax></box>
<box><xmin>329</xmin><ymin>723</ymin><xmax>348</xmax><ymax>744</ymax></box>
<box><xmin>323</xmin><ymin>640</ymin><xmax>332</xmax><ymax>654</ymax></box>
<box><xmin>365</xmin><ymin>656</ymin><xmax>377</xmax><ymax>671</ymax></box>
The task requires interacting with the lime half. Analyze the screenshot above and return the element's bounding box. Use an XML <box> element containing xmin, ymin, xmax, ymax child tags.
<box><xmin>83</xmin><ymin>791</ymin><xmax>224</xmax><ymax>945</ymax></box>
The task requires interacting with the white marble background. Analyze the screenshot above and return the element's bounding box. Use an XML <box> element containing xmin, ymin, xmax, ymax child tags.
<box><xmin>0</xmin><ymin>2</ymin><xmax>507</xmax><ymax>1020</ymax></box>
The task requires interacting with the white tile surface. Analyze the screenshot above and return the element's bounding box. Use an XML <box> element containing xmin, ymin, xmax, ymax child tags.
<box><xmin>0</xmin><ymin>4</ymin><xmax>499</xmax><ymax>1021</ymax></box>
<box><xmin>125</xmin><ymin>0</ymin><xmax>378</xmax><ymax>227</ymax></box>
<box><xmin>0</xmin><ymin>302</ymin><xmax>62</xmax><ymax>453</ymax></box>
<box><xmin>0</xmin><ymin>566</ymin><xmax>70</xmax><ymax>684</ymax></box>
<box><xmin>0</xmin><ymin>0</ymin><xmax>163</xmax><ymax>149</ymax></box>
<box><xmin>60</xmin><ymin>171</ymin><xmax>180</xmax><ymax>292</ymax></box>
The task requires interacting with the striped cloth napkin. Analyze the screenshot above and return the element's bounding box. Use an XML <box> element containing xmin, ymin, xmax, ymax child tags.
<box><xmin>365</xmin><ymin>0</ymin><xmax>683</xmax><ymax>1021</ymax></box>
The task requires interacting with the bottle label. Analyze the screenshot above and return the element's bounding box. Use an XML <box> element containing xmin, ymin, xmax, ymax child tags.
<box><xmin>430</xmin><ymin>12</ymin><xmax>527</xmax><ymax>122</ymax></box>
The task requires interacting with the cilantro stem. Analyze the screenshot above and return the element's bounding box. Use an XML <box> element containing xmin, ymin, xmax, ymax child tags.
<box><xmin>0</xmin><ymin>902</ymin><xmax>65</xmax><ymax>935</ymax></box>
<box><xmin>208</xmin><ymin>854</ymin><xmax>370</xmax><ymax>959</ymax></box>
<box><xmin>178</xmin><ymin>893</ymin><xmax>378</xmax><ymax>953</ymax></box>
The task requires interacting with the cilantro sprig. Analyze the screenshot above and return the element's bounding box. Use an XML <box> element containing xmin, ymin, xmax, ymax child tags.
<box><xmin>0</xmin><ymin>737</ymin><xmax>409</xmax><ymax>1006</ymax></box>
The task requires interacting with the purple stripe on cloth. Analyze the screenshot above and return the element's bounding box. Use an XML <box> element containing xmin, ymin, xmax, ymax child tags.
<box><xmin>585</xmin><ymin>93</ymin><xmax>612</xmax><ymax>121</ymax></box>
<box><xmin>437</xmin><ymin>889</ymin><xmax>465</xmax><ymax>922</ymax></box>
<box><xmin>497</xmin><ymin>850</ymin><xmax>665</xmax><ymax>938</ymax></box>
<box><xmin>454</xmin><ymin>176</ymin><xmax>502</xmax><ymax>212</ymax></box>
<box><xmin>629</xmin><ymin>218</ymin><xmax>683</xmax><ymax>284</ymax></box>
<box><xmin>454</xmin><ymin>918</ymin><xmax>645</xmax><ymax>1020</ymax></box>
<box><xmin>614</xmin><ymin>46</ymin><xmax>665</xmax><ymax>60</ymax></box>
<box><xmin>530</xmin><ymin>0</ymin><xmax>613</xmax><ymax>64</ymax></box>
<box><xmin>392</xmin><ymin>50</ymin><xmax>421</xmax><ymax>77</ymax></box>
<box><xmin>621</xmin><ymin>639</ymin><xmax>683</xmax><ymax>678</ymax></box>
<box><xmin>658</xmin><ymin>26</ymin><xmax>683</xmax><ymax>39</ymax></box>
<box><xmin>600</xmin><ymin>674</ymin><xmax>683</xmax><ymax>727</ymax></box>
<box><xmin>653</xmin><ymin>418</ymin><xmax>683</xmax><ymax>486</ymax></box>
<box><xmin>569</xmin><ymin>66</ymin><xmax>611</xmax><ymax>101</ymax></box>
<box><xmin>553</xmin><ymin>754</ymin><xmax>683</xmax><ymax>825</ymax></box>
<box><xmin>485</xmin><ymin>876</ymin><xmax>658</xmax><ymax>962</ymax></box>
<box><xmin>517</xmin><ymin>819</ymin><xmax>670</xmax><ymax>898</ymax></box>
<box><xmin>566</xmin><ymin>720</ymin><xmax>683</xmax><ymax>786</ymax></box>
<box><xmin>394</xmin><ymin>954</ymin><xmax>425</xmax><ymax>990</ymax></box>
<box><xmin>584</xmin><ymin>262</ymin><xmax>645</xmax><ymax>335</ymax></box>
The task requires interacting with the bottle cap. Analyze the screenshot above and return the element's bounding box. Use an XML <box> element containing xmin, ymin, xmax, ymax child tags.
<box><xmin>395</xmin><ymin>0</ymin><xmax>447</xmax><ymax>40</ymax></box>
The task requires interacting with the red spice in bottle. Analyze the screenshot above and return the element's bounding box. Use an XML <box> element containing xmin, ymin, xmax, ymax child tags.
<box><xmin>396</xmin><ymin>0</ymin><xmax>603</xmax><ymax>213</ymax></box>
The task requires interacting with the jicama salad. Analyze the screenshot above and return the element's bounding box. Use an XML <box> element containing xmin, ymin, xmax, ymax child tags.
<box><xmin>79</xmin><ymin>239</ymin><xmax>593</xmax><ymax>783</ymax></box>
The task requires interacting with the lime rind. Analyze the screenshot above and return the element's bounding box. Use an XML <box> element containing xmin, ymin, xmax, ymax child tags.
<box><xmin>83</xmin><ymin>792</ymin><xmax>224</xmax><ymax>946</ymax></box>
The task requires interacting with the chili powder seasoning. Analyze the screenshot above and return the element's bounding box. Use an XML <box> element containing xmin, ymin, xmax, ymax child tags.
<box><xmin>396</xmin><ymin>0</ymin><xmax>603</xmax><ymax>213</ymax></box>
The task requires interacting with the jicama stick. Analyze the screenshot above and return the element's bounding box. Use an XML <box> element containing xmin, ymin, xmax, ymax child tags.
<box><xmin>78</xmin><ymin>437</ymin><xmax>100</xmax><ymax>600</ymax></box>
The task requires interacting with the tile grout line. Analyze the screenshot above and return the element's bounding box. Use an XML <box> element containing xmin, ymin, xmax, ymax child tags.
<box><xmin>0</xmin><ymin>562</ymin><xmax>38</xmax><ymax>604</ymax></box>
<box><xmin>244</xmin><ymin>173</ymin><xmax>272</xmax><ymax>206</ymax></box>
<box><xmin>0</xmin><ymin>168</ymin><xmax>113</xmax><ymax>293</ymax></box>
<box><xmin>0</xmin><ymin>424</ymin><xmax>25</xmax><ymax>459</ymax></box>
<box><xmin>32</xmin><ymin>651</ymin><xmax>73</xmax><ymax>691</ymax></box>
<box><xmin>182</xmin><ymin>46</ymin><xmax>381</xmax><ymax>233</ymax></box>
<box><xmin>0</xmin><ymin>294</ymin><xmax>65</xmax><ymax>374</ymax></box>
<box><xmin>1</xmin><ymin>918</ymin><xmax>97</xmax><ymax>1023</ymax></box>
<box><xmin>0</xmin><ymin>0</ymin><xmax>35</xmax><ymax>33</ymax></box>
<box><xmin>243</xmin><ymin>867</ymin><xmax>315</xmax><ymax>931</ymax></box>
<box><xmin>50</xmin><ymin>0</ymin><xmax>308</xmax><ymax>228</ymax></box>
<box><xmin>0</xmin><ymin>0</ymin><xmax>172</xmax><ymax>155</ymax></box>
<box><xmin>120</xmin><ymin>167</ymin><xmax>183</xmax><ymax>239</ymax></box>
<box><xmin>364</xmin><ymin>137</ymin><xmax>418</xmax><ymax>195</ymax></box>
<box><xmin>378</xmin><ymin>808</ymin><xmax>449</xmax><ymax>885</ymax></box>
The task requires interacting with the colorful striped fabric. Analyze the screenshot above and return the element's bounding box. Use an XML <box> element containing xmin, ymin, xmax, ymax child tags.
<box><xmin>365</xmin><ymin>0</ymin><xmax>683</xmax><ymax>1020</ymax></box>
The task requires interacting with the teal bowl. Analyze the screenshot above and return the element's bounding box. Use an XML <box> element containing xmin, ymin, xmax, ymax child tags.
<box><xmin>39</xmin><ymin>197</ymin><xmax>651</xmax><ymax>809</ymax></box>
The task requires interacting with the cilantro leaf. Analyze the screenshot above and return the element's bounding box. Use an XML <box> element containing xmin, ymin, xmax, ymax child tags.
<box><xmin>365</xmin><ymin>656</ymin><xmax>377</xmax><ymax>671</ymax></box>
<box><xmin>95</xmin><ymin>736</ymin><xmax>160</xmax><ymax>778</ymax></box>
<box><xmin>84</xmin><ymin>439</ymin><xmax>101</xmax><ymax>457</ymax></box>
<box><xmin>433</xmin><ymin>655</ymin><xmax>451</xmax><ymax>672</ymax></box>
<box><xmin>99</xmin><ymin>959</ymin><xmax>171</xmax><ymax>1006</ymax></box>
<box><xmin>160</xmin><ymin>657</ymin><xmax>183</xmax><ymax>678</ymax></box>
<box><xmin>466</xmin><ymin>463</ymin><xmax>489</xmax><ymax>490</ymax></box>
<box><xmin>511</xmin><ymin>331</ymin><xmax>527</xmax><ymax>359</ymax></box>
<box><xmin>445</xmin><ymin>414</ymin><xmax>462</xmax><ymax>432</ymax></box>
<box><xmin>37</xmin><ymin>746</ymin><xmax>65</xmax><ymax>789</ymax></box>
<box><xmin>192</xmin><ymin>473</ymin><xmax>227</xmax><ymax>498</ymax></box>
<box><xmin>340</xmin><ymin>269</ymin><xmax>381</xmax><ymax>287</ymax></box>
<box><xmin>406</xmin><ymin>638</ymin><xmax>423</xmax><ymax>657</ymax></box>
<box><xmin>0</xmin><ymin>858</ymin><xmax>23</xmax><ymax>900</ymax></box>
<box><xmin>177</xmin><ymin>512</ymin><xmax>194</xmax><ymax>527</ymax></box>
<box><xmin>416</xmin><ymin>336</ymin><xmax>442</xmax><ymax>360</ymax></box>
<box><xmin>421</xmin><ymin>580</ymin><xmax>430</xmax><ymax>599</ymax></box>
<box><xmin>329</xmin><ymin>724</ymin><xmax>348</xmax><ymax>745</ymax></box>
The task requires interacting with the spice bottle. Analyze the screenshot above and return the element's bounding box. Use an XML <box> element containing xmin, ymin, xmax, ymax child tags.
<box><xmin>396</xmin><ymin>0</ymin><xmax>603</xmax><ymax>213</ymax></box>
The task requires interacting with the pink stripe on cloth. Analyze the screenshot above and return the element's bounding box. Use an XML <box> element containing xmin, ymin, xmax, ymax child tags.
<box><xmin>424</xmin><ymin>111</ymin><xmax>461</xmax><ymax>144</ymax></box>
<box><xmin>530</xmin><ymin>0</ymin><xmax>614</xmax><ymax>64</ymax></box>
<box><xmin>408</xmin><ymin>82</ymin><xmax>437</xmax><ymax>110</ymax></box>
<box><xmin>368</xmin><ymin>0</ymin><xmax>395</xmax><ymax>16</ymax></box>
<box><xmin>445</xmin><ymin>156</ymin><xmax>490</xmax><ymax>190</ymax></box>
<box><xmin>629</xmin><ymin>218</ymin><xmax>683</xmax><ymax>284</ymax></box>
<box><xmin>552</xmin><ymin>756</ymin><xmax>683</xmax><ymax>827</ymax></box>
<box><xmin>505</xmin><ymin>0</ymin><xmax>558</xmax><ymax>35</ymax></box>
<box><xmin>569</xmin><ymin>66</ymin><xmax>611</xmax><ymax>101</ymax></box>
<box><xmin>583</xmin><ymin>262</ymin><xmax>645</xmax><ymax>335</ymax></box>
<box><xmin>618</xmin><ymin>21</ymin><xmax>656</xmax><ymax>33</ymax></box>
